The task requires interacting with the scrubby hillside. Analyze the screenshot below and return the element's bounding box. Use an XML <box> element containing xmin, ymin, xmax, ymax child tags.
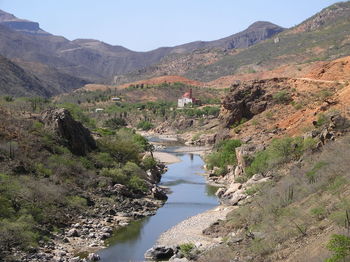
<box><xmin>185</xmin><ymin>2</ymin><xmax>350</xmax><ymax>81</ymax></box>
<box><xmin>0</xmin><ymin>98</ymin><xmax>167</xmax><ymax>261</ymax></box>
<box><xmin>191</xmin><ymin>53</ymin><xmax>350</xmax><ymax>262</ymax></box>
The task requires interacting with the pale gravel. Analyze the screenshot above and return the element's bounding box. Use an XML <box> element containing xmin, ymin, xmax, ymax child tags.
<box><xmin>157</xmin><ymin>205</ymin><xmax>236</xmax><ymax>247</ymax></box>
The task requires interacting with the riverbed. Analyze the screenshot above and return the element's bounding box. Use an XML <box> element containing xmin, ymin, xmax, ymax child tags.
<box><xmin>97</xmin><ymin>148</ymin><xmax>219</xmax><ymax>262</ymax></box>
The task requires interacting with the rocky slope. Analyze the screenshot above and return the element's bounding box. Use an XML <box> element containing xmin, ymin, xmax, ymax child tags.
<box><xmin>184</xmin><ymin>1</ymin><xmax>350</xmax><ymax>81</ymax></box>
<box><xmin>116</xmin><ymin>1</ymin><xmax>350</xmax><ymax>85</ymax></box>
<box><xmin>0</xmin><ymin>9</ymin><xmax>283</xmax><ymax>86</ymax></box>
<box><xmin>183</xmin><ymin>53</ymin><xmax>350</xmax><ymax>262</ymax></box>
<box><xmin>0</xmin><ymin>103</ymin><xmax>168</xmax><ymax>262</ymax></box>
<box><xmin>0</xmin><ymin>54</ymin><xmax>49</xmax><ymax>97</ymax></box>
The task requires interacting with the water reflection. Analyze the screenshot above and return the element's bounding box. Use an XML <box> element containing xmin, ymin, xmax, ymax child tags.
<box><xmin>98</xmin><ymin>153</ymin><xmax>219</xmax><ymax>262</ymax></box>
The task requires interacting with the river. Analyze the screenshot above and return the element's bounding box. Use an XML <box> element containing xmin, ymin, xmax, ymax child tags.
<box><xmin>97</xmin><ymin>146</ymin><xmax>218</xmax><ymax>262</ymax></box>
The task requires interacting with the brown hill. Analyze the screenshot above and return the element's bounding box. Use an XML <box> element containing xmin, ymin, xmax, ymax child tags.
<box><xmin>0</xmin><ymin>9</ymin><xmax>284</xmax><ymax>85</ymax></box>
<box><xmin>84</xmin><ymin>75</ymin><xmax>204</xmax><ymax>91</ymax></box>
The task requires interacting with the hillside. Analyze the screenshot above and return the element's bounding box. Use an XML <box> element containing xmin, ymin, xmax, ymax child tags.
<box><xmin>184</xmin><ymin>1</ymin><xmax>350</xmax><ymax>81</ymax></box>
<box><xmin>0</xmin><ymin>9</ymin><xmax>283</xmax><ymax>85</ymax></box>
<box><xmin>115</xmin><ymin>2</ymin><xmax>350</xmax><ymax>85</ymax></box>
<box><xmin>0</xmin><ymin>55</ymin><xmax>49</xmax><ymax>97</ymax></box>
<box><xmin>184</xmin><ymin>53</ymin><xmax>350</xmax><ymax>262</ymax></box>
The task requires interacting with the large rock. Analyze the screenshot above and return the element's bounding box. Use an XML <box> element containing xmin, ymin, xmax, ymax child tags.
<box><xmin>220</xmin><ymin>78</ymin><xmax>289</xmax><ymax>127</ymax></box>
<box><xmin>41</xmin><ymin>108</ymin><xmax>97</xmax><ymax>156</ymax></box>
<box><xmin>145</xmin><ymin>246</ymin><xmax>175</xmax><ymax>260</ymax></box>
<box><xmin>87</xmin><ymin>253</ymin><xmax>100</xmax><ymax>261</ymax></box>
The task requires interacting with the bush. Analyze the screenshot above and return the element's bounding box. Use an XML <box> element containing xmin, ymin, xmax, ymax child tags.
<box><xmin>0</xmin><ymin>215</ymin><xmax>38</xmax><ymax>250</ymax></box>
<box><xmin>246</xmin><ymin>137</ymin><xmax>316</xmax><ymax>176</ymax></box>
<box><xmin>100</xmin><ymin>168</ymin><xmax>129</xmax><ymax>185</ymax></box>
<box><xmin>137</xmin><ymin>121</ymin><xmax>154</xmax><ymax>131</ymax></box>
<box><xmin>104</xmin><ymin>118</ymin><xmax>127</xmax><ymax>130</ymax></box>
<box><xmin>179</xmin><ymin>243</ymin><xmax>195</xmax><ymax>257</ymax></box>
<box><xmin>326</xmin><ymin>234</ymin><xmax>350</xmax><ymax>262</ymax></box>
<box><xmin>142</xmin><ymin>156</ymin><xmax>157</xmax><ymax>170</ymax></box>
<box><xmin>66</xmin><ymin>196</ymin><xmax>87</xmax><ymax>210</ymax></box>
<box><xmin>205</xmin><ymin>140</ymin><xmax>242</xmax><ymax>170</ymax></box>
<box><xmin>315</xmin><ymin>113</ymin><xmax>328</xmax><ymax>127</ymax></box>
<box><xmin>273</xmin><ymin>90</ymin><xmax>292</xmax><ymax>104</ymax></box>
<box><xmin>128</xmin><ymin>175</ymin><xmax>148</xmax><ymax>193</ymax></box>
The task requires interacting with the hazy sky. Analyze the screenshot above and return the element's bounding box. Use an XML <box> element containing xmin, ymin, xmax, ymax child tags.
<box><xmin>0</xmin><ymin>0</ymin><xmax>342</xmax><ymax>51</ymax></box>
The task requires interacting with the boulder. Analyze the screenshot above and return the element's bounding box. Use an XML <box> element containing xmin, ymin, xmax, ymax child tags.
<box><xmin>223</xmin><ymin>183</ymin><xmax>242</xmax><ymax>197</ymax></box>
<box><xmin>144</xmin><ymin>246</ymin><xmax>175</xmax><ymax>260</ymax></box>
<box><xmin>151</xmin><ymin>186</ymin><xmax>168</xmax><ymax>200</ymax></box>
<box><xmin>87</xmin><ymin>253</ymin><xmax>100</xmax><ymax>261</ymax></box>
<box><xmin>220</xmin><ymin>189</ymin><xmax>247</xmax><ymax>206</ymax></box>
<box><xmin>66</xmin><ymin>229</ymin><xmax>79</xmax><ymax>237</ymax></box>
<box><xmin>41</xmin><ymin>108</ymin><xmax>96</xmax><ymax>156</ymax></box>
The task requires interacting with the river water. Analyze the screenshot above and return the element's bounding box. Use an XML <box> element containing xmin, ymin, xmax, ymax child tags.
<box><xmin>98</xmin><ymin>148</ymin><xmax>218</xmax><ymax>262</ymax></box>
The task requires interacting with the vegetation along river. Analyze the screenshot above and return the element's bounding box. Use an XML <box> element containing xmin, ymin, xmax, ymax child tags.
<box><xmin>98</xmin><ymin>144</ymin><xmax>219</xmax><ymax>262</ymax></box>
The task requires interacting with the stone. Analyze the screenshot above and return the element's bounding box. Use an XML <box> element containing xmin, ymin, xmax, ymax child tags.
<box><xmin>215</xmin><ymin>187</ymin><xmax>226</xmax><ymax>198</ymax></box>
<box><xmin>87</xmin><ymin>253</ymin><xmax>100</xmax><ymax>261</ymax></box>
<box><xmin>223</xmin><ymin>183</ymin><xmax>242</xmax><ymax>197</ymax></box>
<box><xmin>227</xmin><ymin>236</ymin><xmax>244</xmax><ymax>244</ymax></box>
<box><xmin>245</xmin><ymin>177</ymin><xmax>271</xmax><ymax>186</ymax></box>
<box><xmin>251</xmin><ymin>173</ymin><xmax>264</xmax><ymax>181</ymax></box>
<box><xmin>152</xmin><ymin>186</ymin><xmax>168</xmax><ymax>200</ymax></box>
<box><xmin>66</xmin><ymin>229</ymin><xmax>79</xmax><ymax>237</ymax></box>
<box><xmin>144</xmin><ymin>246</ymin><xmax>175</xmax><ymax>260</ymax></box>
<box><xmin>41</xmin><ymin>108</ymin><xmax>97</xmax><ymax>156</ymax></box>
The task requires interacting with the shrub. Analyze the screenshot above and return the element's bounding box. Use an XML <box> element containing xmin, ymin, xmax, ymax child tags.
<box><xmin>100</xmin><ymin>168</ymin><xmax>128</xmax><ymax>185</ymax></box>
<box><xmin>315</xmin><ymin>113</ymin><xmax>328</xmax><ymax>127</ymax></box>
<box><xmin>92</xmin><ymin>152</ymin><xmax>115</xmax><ymax>168</ymax></box>
<box><xmin>326</xmin><ymin>234</ymin><xmax>350</xmax><ymax>262</ymax></box>
<box><xmin>246</xmin><ymin>137</ymin><xmax>316</xmax><ymax>176</ymax></box>
<box><xmin>137</xmin><ymin>121</ymin><xmax>154</xmax><ymax>131</ymax></box>
<box><xmin>179</xmin><ymin>243</ymin><xmax>195</xmax><ymax>257</ymax></box>
<box><xmin>272</xmin><ymin>90</ymin><xmax>292</xmax><ymax>104</ymax></box>
<box><xmin>128</xmin><ymin>175</ymin><xmax>148</xmax><ymax>193</ymax></box>
<box><xmin>4</xmin><ymin>96</ymin><xmax>14</xmax><ymax>102</ymax></box>
<box><xmin>0</xmin><ymin>215</ymin><xmax>38</xmax><ymax>250</ymax></box>
<box><xmin>142</xmin><ymin>156</ymin><xmax>157</xmax><ymax>170</ymax></box>
<box><xmin>60</xmin><ymin>103</ymin><xmax>96</xmax><ymax>128</ymax></box>
<box><xmin>66</xmin><ymin>196</ymin><xmax>87</xmax><ymax>210</ymax></box>
<box><xmin>104</xmin><ymin>118</ymin><xmax>127</xmax><ymax>130</ymax></box>
<box><xmin>205</xmin><ymin>139</ymin><xmax>242</xmax><ymax>170</ymax></box>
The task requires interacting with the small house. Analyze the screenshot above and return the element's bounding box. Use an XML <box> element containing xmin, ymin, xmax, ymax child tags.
<box><xmin>95</xmin><ymin>108</ymin><xmax>104</xmax><ymax>113</ymax></box>
<box><xmin>111</xmin><ymin>97</ymin><xmax>121</xmax><ymax>101</ymax></box>
<box><xmin>177</xmin><ymin>89</ymin><xmax>200</xmax><ymax>108</ymax></box>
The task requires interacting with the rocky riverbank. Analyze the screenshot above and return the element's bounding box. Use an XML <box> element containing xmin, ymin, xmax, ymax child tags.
<box><xmin>11</xmin><ymin>189</ymin><xmax>166</xmax><ymax>262</ymax></box>
<box><xmin>157</xmin><ymin>205</ymin><xmax>235</xmax><ymax>248</ymax></box>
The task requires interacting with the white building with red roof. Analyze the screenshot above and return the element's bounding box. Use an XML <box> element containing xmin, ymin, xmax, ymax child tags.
<box><xmin>177</xmin><ymin>89</ymin><xmax>201</xmax><ymax>108</ymax></box>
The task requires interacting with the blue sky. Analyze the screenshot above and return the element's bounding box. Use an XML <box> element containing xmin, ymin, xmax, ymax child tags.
<box><xmin>0</xmin><ymin>0</ymin><xmax>342</xmax><ymax>51</ymax></box>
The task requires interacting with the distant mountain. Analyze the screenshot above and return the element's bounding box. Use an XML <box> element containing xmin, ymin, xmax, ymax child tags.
<box><xmin>173</xmin><ymin>21</ymin><xmax>284</xmax><ymax>51</ymax></box>
<box><xmin>0</xmin><ymin>54</ymin><xmax>87</xmax><ymax>97</ymax></box>
<box><xmin>0</xmin><ymin>9</ymin><xmax>49</xmax><ymax>35</ymax></box>
<box><xmin>182</xmin><ymin>1</ymin><xmax>350</xmax><ymax>81</ymax></box>
<box><xmin>0</xmin><ymin>9</ymin><xmax>284</xmax><ymax>86</ymax></box>
<box><xmin>0</xmin><ymin>55</ymin><xmax>48</xmax><ymax>97</ymax></box>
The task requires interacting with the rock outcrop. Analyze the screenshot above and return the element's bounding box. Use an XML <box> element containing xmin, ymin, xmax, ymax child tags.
<box><xmin>220</xmin><ymin>78</ymin><xmax>289</xmax><ymax>128</ymax></box>
<box><xmin>41</xmin><ymin>108</ymin><xmax>97</xmax><ymax>156</ymax></box>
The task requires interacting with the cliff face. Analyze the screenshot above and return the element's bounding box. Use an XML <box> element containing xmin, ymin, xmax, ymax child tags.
<box><xmin>41</xmin><ymin>108</ymin><xmax>97</xmax><ymax>156</ymax></box>
<box><xmin>220</xmin><ymin>78</ymin><xmax>289</xmax><ymax>128</ymax></box>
